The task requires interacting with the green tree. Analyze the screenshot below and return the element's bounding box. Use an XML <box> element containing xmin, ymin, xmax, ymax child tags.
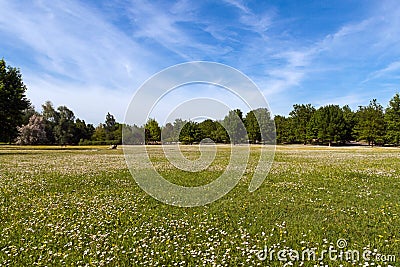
<box><xmin>92</xmin><ymin>124</ymin><xmax>107</xmax><ymax>142</ymax></box>
<box><xmin>172</xmin><ymin>118</ymin><xmax>186</xmax><ymax>142</ymax></box>
<box><xmin>355</xmin><ymin>99</ymin><xmax>385</xmax><ymax>146</ymax></box>
<box><xmin>0</xmin><ymin>59</ymin><xmax>30</xmax><ymax>143</ymax></box>
<box><xmin>274</xmin><ymin>115</ymin><xmax>294</xmax><ymax>144</ymax></box>
<box><xmin>104</xmin><ymin>112</ymin><xmax>117</xmax><ymax>140</ymax></box>
<box><xmin>385</xmin><ymin>93</ymin><xmax>400</xmax><ymax>145</ymax></box>
<box><xmin>54</xmin><ymin>106</ymin><xmax>76</xmax><ymax>145</ymax></box>
<box><xmin>289</xmin><ymin>104</ymin><xmax>315</xmax><ymax>144</ymax></box>
<box><xmin>223</xmin><ymin>109</ymin><xmax>247</xmax><ymax>144</ymax></box>
<box><xmin>253</xmin><ymin>108</ymin><xmax>275</xmax><ymax>144</ymax></box>
<box><xmin>244</xmin><ymin>110</ymin><xmax>260</xmax><ymax>143</ymax></box>
<box><xmin>211</xmin><ymin>121</ymin><xmax>229</xmax><ymax>143</ymax></box>
<box><xmin>122</xmin><ymin>124</ymin><xmax>144</xmax><ymax>145</ymax></box>
<box><xmin>198</xmin><ymin>119</ymin><xmax>217</xmax><ymax>140</ymax></box>
<box><xmin>41</xmin><ymin>101</ymin><xmax>59</xmax><ymax>144</ymax></box>
<box><xmin>307</xmin><ymin>105</ymin><xmax>346</xmax><ymax>146</ymax></box>
<box><xmin>74</xmin><ymin>119</ymin><xmax>94</xmax><ymax>144</ymax></box>
<box><xmin>113</xmin><ymin>124</ymin><xmax>123</xmax><ymax>144</ymax></box>
<box><xmin>161</xmin><ymin>123</ymin><xmax>174</xmax><ymax>143</ymax></box>
<box><xmin>179</xmin><ymin>121</ymin><xmax>202</xmax><ymax>145</ymax></box>
<box><xmin>342</xmin><ymin>105</ymin><xmax>357</xmax><ymax>142</ymax></box>
<box><xmin>21</xmin><ymin>104</ymin><xmax>38</xmax><ymax>126</ymax></box>
<box><xmin>145</xmin><ymin>118</ymin><xmax>161</xmax><ymax>144</ymax></box>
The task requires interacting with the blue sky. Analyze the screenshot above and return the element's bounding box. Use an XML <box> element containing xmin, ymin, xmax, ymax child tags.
<box><xmin>1</xmin><ymin>0</ymin><xmax>399</xmax><ymax>125</ymax></box>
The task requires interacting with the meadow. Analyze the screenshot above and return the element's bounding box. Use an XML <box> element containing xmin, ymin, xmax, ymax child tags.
<box><xmin>0</xmin><ymin>145</ymin><xmax>399</xmax><ymax>266</ymax></box>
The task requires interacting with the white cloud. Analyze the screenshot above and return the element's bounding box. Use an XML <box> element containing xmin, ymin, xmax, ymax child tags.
<box><xmin>221</xmin><ymin>0</ymin><xmax>250</xmax><ymax>14</ymax></box>
<box><xmin>124</xmin><ymin>0</ymin><xmax>231</xmax><ymax>60</ymax></box>
<box><xmin>0</xmin><ymin>0</ymin><xmax>162</xmax><ymax>123</ymax></box>
<box><xmin>363</xmin><ymin>61</ymin><xmax>400</xmax><ymax>83</ymax></box>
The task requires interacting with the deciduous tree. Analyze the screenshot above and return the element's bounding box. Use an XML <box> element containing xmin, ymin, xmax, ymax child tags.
<box><xmin>15</xmin><ymin>114</ymin><xmax>47</xmax><ymax>145</ymax></box>
<box><xmin>245</xmin><ymin>110</ymin><xmax>260</xmax><ymax>144</ymax></box>
<box><xmin>0</xmin><ymin>59</ymin><xmax>30</xmax><ymax>143</ymax></box>
<box><xmin>223</xmin><ymin>109</ymin><xmax>247</xmax><ymax>144</ymax></box>
<box><xmin>307</xmin><ymin>105</ymin><xmax>346</xmax><ymax>145</ymax></box>
<box><xmin>179</xmin><ymin>121</ymin><xmax>201</xmax><ymax>145</ymax></box>
<box><xmin>54</xmin><ymin>106</ymin><xmax>76</xmax><ymax>145</ymax></box>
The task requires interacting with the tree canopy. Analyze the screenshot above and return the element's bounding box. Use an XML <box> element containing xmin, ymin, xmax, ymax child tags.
<box><xmin>0</xmin><ymin>59</ymin><xmax>30</xmax><ymax>143</ymax></box>
<box><xmin>385</xmin><ymin>93</ymin><xmax>400</xmax><ymax>145</ymax></box>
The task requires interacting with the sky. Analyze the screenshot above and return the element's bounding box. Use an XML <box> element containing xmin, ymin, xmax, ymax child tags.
<box><xmin>1</xmin><ymin>0</ymin><xmax>400</xmax><ymax>125</ymax></box>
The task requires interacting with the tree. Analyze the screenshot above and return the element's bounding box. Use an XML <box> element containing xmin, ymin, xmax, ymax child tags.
<box><xmin>245</xmin><ymin>110</ymin><xmax>261</xmax><ymax>143</ymax></box>
<box><xmin>113</xmin><ymin>123</ymin><xmax>123</xmax><ymax>144</ymax></box>
<box><xmin>92</xmin><ymin>124</ymin><xmax>107</xmax><ymax>141</ymax></box>
<box><xmin>123</xmin><ymin>124</ymin><xmax>144</xmax><ymax>145</ymax></box>
<box><xmin>307</xmin><ymin>105</ymin><xmax>346</xmax><ymax>145</ymax></box>
<box><xmin>385</xmin><ymin>93</ymin><xmax>400</xmax><ymax>145</ymax></box>
<box><xmin>41</xmin><ymin>101</ymin><xmax>59</xmax><ymax>144</ymax></box>
<box><xmin>91</xmin><ymin>113</ymin><xmax>121</xmax><ymax>144</ymax></box>
<box><xmin>54</xmin><ymin>106</ymin><xmax>76</xmax><ymax>145</ymax></box>
<box><xmin>15</xmin><ymin>114</ymin><xmax>47</xmax><ymax>145</ymax></box>
<box><xmin>74</xmin><ymin>118</ymin><xmax>94</xmax><ymax>144</ymax></box>
<box><xmin>0</xmin><ymin>59</ymin><xmax>30</xmax><ymax>143</ymax></box>
<box><xmin>21</xmin><ymin>104</ymin><xmax>38</xmax><ymax>126</ymax></box>
<box><xmin>198</xmin><ymin>119</ymin><xmax>217</xmax><ymax>141</ymax></box>
<box><xmin>289</xmin><ymin>104</ymin><xmax>315</xmax><ymax>144</ymax></box>
<box><xmin>211</xmin><ymin>121</ymin><xmax>229</xmax><ymax>143</ymax></box>
<box><xmin>223</xmin><ymin>109</ymin><xmax>247</xmax><ymax>144</ymax></box>
<box><xmin>275</xmin><ymin>115</ymin><xmax>294</xmax><ymax>144</ymax></box>
<box><xmin>145</xmin><ymin>118</ymin><xmax>161</xmax><ymax>144</ymax></box>
<box><xmin>253</xmin><ymin>108</ymin><xmax>275</xmax><ymax>144</ymax></box>
<box><xmin>342</xmin><ymin>105</ymin><xmax>357</xmax><ymax>142</ymax></box>
<box><xmin>179</xmin><ymin>121</ymin><xmax>202</xmax><ymax>145</ymax></box>
<box><xmin>161</xmin><ymin>122</ymin><xmax>174</xmax><ymax>143</ymax></box>
<box><xmin>355</xmin><ymin>99</ymin><xmax>385</xmax><ymax>146</ymax></box>
<box><xmin>104</xmin><ymin>112</ymin><xmax>117</xmax><ymax>140</ymax></box>
<box><xmin>172</xmin><ymin>118</ymin><xmax>186</xmax><ymax>142</ymax></box>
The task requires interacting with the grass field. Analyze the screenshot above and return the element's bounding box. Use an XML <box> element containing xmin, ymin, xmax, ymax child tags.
<box><xmin>0</xmin><ymin>145</ymin><xmax>399</xmax><ymax>266</ymax></box>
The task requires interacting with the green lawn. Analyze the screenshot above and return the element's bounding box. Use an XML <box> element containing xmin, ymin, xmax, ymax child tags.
<box><xmin>0</xmin><ymin>145</ymin><xmax>399</xmax><ymax>266</ymax></box>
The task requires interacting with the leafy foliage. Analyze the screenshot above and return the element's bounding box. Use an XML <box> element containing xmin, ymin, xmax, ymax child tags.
<box><xmin>289</xmin><ymin>104</ymin><xmax>315</xmax><ymax>144</ymax></box>
<box><xmin>223</xmin><ymin>109</ymin><xmax>247</xmax><ymax>144</ymax></box>
<box><xmin>385</xmin><ymin>93</ymin><xmax>400</xmax><ymax>145</ymax></box>
<box><xmin>307</xmin><ymin>105</ymin><xmax>346</xmax><ymax>145</ymax></box>
<box><xmin>0</xmin><ymin>59</ymin><xmax>30</xmax><ymax>143</ymax></box>
<box><xmin>179</xmin><ymin>121</ymin><xmax>202</xmax><ymax>145</ymax></box>
<box><xmin>144</xmin><ymin>119</ymin><xmax>161</xmax><ymax>144</ymax></box>
<box><xmin>355</xmin><ymin>99</ymin><xmax>385</xmax><ymax>146</ymax></box>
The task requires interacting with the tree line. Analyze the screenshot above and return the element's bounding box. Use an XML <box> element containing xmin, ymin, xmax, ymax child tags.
<box><xmin>123</xmin><ymin>108</ymin><xmax>274</xmax><ymax>145</ymax></box>
<box><xmin>275</xmin><ymin>96</ymin><xmax>400</xmax><ymax>146</ymax></box>
<box><xmin>1</xmin><ymin>58</ymin><xmax>400</xmax><ymax>146</ymax></box>
<box><xmin>14</xmin><ymin>101</ymin><xmax>123</xmax><ymax>145</ymax></box>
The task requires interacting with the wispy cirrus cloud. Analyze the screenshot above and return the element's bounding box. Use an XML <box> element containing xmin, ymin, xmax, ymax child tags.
<box><xmin>0</xmin><ymin>1</ymin><xmax>153</xmax><ymax>85</ymax></box>
<box><xmin>363</xmin><ymin>61</ymin><xmax>400</xmax><ymax>83</ymax></box>
<box><xmin>0</xmin><ymin>0</ymin><xmax>157</xmax><ymax>122</ymax></box>
<box><xmin>123</xmin><ymin>0</ymin><xmax>233</xmax><ymax>61</ymax></box>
